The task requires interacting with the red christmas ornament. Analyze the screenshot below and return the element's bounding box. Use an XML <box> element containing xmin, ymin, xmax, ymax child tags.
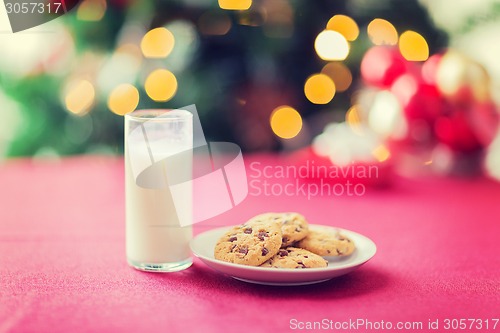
<box><xmin>421</xmin><ymin>53</ymin><xmax>443</xmax><ymax>86</ymax></box>
<box><xmin>360</xmin><ymin>46</ymin><xmax>408</xmax><ymax>88</ymax></box>
<box><xmin>434</xmin><ymin>110</ymin><xmax>482</xmax><ymax>152</ymax></box>
<box><xmin>391</xmin><ymin>73</ymin><xmax>444</xmax><ymax>123</ymax></box>
<box><xmin>468</xmin><ymin>101</ymin><xmax>499</xmax><ymax>147</ymax></box>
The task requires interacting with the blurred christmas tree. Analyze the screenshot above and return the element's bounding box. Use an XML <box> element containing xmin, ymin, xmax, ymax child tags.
<box><xmin>0</xmin><ymin>0</ymin><xmax>450</xmax><ymax>158</ymax></box>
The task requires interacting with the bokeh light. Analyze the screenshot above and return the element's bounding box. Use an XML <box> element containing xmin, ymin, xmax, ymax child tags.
<box><xmin>372</xmin><ymin>145</ymin><xmax>391</xmax><ymax>162</ymax></box>
<box><xmin>399</xmin><ymin>31</ymin><xmax>429</xmax><ymax>61</ymax></box>
<box><xmin>368</xmin><ymin>91</ymin><xmax>407</xmax><ymax>139</ymax></box>
<box><xmin>485</xmin><ymin>135</ymin><xmax>500</xmax><ymax>181</ymax></box>
<box><xmin>145</xmin><ymin>69</ymin><xmax>178</xmax><ymax>102</ymax></box>
<box><xmin>312</xmin><ymin>133</ymin><xmax>331</xmax><ymax>157</ymax></box>
<box><xmin>108</xmin><ymin>84</ymin><xmax>139</xmax><ymax>116</ymax></box>
<box><xmin>218</xmin><ymin>0</ymin><xmax>252</xmax><ymax>10</ymax></box>
<box><xmin>0</xmin><ymin>23</ymin><xmax>75</xmax><ymax>77</ymax></box>
<box><xmin>140</xmin><ymin>28</ymin><xmax>175</xmax><ymax>58</ymax></box>
<box><xmin>422</xmin><ymin>54</ymin><xmax>442</xmax><ymax>85</ymax></box>
<box><xmin>321</xmin><ymin>62</ymin><xmax>352</xmax><ymax>92</ymax></box>
<box><xmin>360</xmin><ymin>46</ymin><xmax>406</xmax><ymax>87</ymax></box>
<box><xmin>314</xmin><ymin>30</ymin><xmax>349</xmax><ymax>61</ymax></box>
<box><xmin>436</xmin><ymin>51</ymin><xmax>491</xmax><ymax>102</ymax></box>
<box><xmin>97</xmin><ymin>45</ymin><xmax>142</xmax><ymax>94</ymax></box>
<box><xmin>304</xmin><ymin>74</ymin><xmax>336</xmax><ymax>104</ymax></box>
<box><xmin>367</xmin><ymin>19</ymin><xmax>398</xmax><ymax>45</ymax></box>
<box><xmin>198</xmin><ymin>11</ymin><xmax>232</xmax><ymax>36</ymax></box>
<box><xmin>270</xmin><ymin>106</ymin><xmax>303</xmax><ymax>139</ymax></box>
<box><xmin>64</xmin><ymin>80</ymin><xmax>95</xmax><ymax>115</ymax></box>
<box><xmin>391</xmin><ymin>74</ymin><xmax>418</xmax><ymax>106</ymax></box>
<box><xmin>436</xmin><ymin>51</ymin><xmax>467</xmax><ymax>97</ymax></box>
<box><xmin>345</xmin><ymin>105</ymin><xmax>363</xmax><ymax>134</ymax></box>
<box><xmin>77</xmin><ymin>0</ymin><xmax>107</xmax><ymax>21</ymax></box>
<box><xmin>315</xmin><ymin>122</ymin><xmax>383</xmax><ymax>167</ymax></box>
<box><xmin>164</xmin><ymin>20</ymin><xmax>199</xmax><ymax>73</ymax></box>
<box><xmin>326</xmin><ymin>15</ymin><xmax>359</xmax><ymax>41</ymax></box>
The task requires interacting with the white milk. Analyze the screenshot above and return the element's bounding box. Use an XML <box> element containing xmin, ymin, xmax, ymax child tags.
<box><xmin>125</xmin><ymin>119</ymin><xmax>193</xmax><ymax>269</ymax></box>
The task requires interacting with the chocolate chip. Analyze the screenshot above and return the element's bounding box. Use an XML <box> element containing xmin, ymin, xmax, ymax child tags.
<box><xmin>297</xmin><ymin>261</ymin><xmax>306</xmax><ymax>268</ymax></box>
<box><xmin>228</xmin><ymin>236</ymin><xmax>237</xmax><ymax>242</ymax></box>
<box><xmin>336</xmin><ymin>249</ymin><xmax>343</xmax><ymax>255</ymax></box>
<box><xmin>303</xmin><ymin>256</ymin><xmax>308</xmax><ymax>258</ymax></box>
<box><xmin>282</xmin><ymin>237</ymin><xmax>288</xmax><ymax>243</ymax></box>
<box><xmin>239</xmin><ymin>246</ymin><xmax>248</xmax><ymax>255</ymax></box>
<box><xmin>327</xmin><ymin>250</ymin><xmax>331</xmax><ymax>254</ymax></box>
<box><xmin>257</xmin><ymin>231</ymin><xmax>268</xmax><ymax>241</ymax></box>
<box><xmin>230</xmin><ymin>244</ymin><xmax>237</xmax><ymax>252</ymax></box>
<box><xmin>261</xmin><ymin>248</ymin><xmax>269</xmax><ymax>256</ymax></box>
<box><xmin>244</xmin><ymin>228</ymin><xmax>252</xmax><ymax>234</ymax></box>
<box><xmin>279</xmin><ymin>249</ymin><xmax>288</xmax><ymax>257</ymax></box>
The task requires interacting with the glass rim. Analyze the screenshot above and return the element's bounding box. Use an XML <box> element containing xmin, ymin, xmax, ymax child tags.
<box><xmin>125</xmin><ymin>109</ymin><xmax>193</xmax><ymax>122</ymax></box>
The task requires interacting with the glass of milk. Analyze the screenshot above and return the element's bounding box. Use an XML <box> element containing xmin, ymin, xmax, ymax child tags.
<box><xmin>125</xmin><ymin>109</ymin><xmax>193</xmax><ymax>272</ymax></box>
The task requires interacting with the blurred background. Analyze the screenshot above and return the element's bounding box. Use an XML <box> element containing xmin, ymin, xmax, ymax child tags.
<box><xmin>1</xmin><ymin>0</ymin><xmax>500</xmax><ymax>180</ymax></box>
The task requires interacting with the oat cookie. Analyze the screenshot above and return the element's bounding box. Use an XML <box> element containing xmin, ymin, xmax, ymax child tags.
<box><xmin>261</xmin><ymin>247</ymin><xmax>328</xmax><ymax>269</ymax></box>
<box><xmin>297</xmin><ymin>230</ymin><xmax>355</xmax><ymax>256</ymax></box>
<box><xmin>250</xmin><ymin>212</ymin><xmax>309</xmax><ymax>247</ymax></box>
<box><xmin>214</xmin><ymin>220</ymin><xmax>282</xmax><ymax>266</ymax></box>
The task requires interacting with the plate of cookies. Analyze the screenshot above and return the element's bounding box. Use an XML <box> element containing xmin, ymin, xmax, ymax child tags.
<box><xmin>190</xmin><ymin>213</ymin><xmax>377</xmax><ymax>286</ymax></box>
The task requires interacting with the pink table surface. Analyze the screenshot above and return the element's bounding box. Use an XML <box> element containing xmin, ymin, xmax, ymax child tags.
<box><xmin>0</xmin><ymin>156</ymin><xmax>499</xmax><ymax>333</ymax></box>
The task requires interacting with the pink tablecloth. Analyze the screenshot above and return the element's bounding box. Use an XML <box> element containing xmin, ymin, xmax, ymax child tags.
<box><xmin>0</xmin><ymin>156</ymin><xmax>499</xmax><ymax>333</ymax></box>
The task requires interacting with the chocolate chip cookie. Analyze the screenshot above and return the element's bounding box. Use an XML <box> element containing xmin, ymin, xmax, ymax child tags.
<box><xmin>250</xmin><ymin>212</ymin><xmax>310</xmax><ymax>247</ymax></box>
<box><xmin>297</xmin><ymin>229</ymin><xmax>355</xmax><ymax>256</ymax></box>
<box><xmin>214</xmin><ymin>220</ymin><xmax>282</xmax><ymax>266</ymax></box>
<box><xmin>279</xmin><ymin>212</ymin><xmax>310</xmax><ymax>247</ymax></box>
<box><xmin>261</xmin><ymin>247</ymin><xmax>328</xmax><ymax>269</ymax></box>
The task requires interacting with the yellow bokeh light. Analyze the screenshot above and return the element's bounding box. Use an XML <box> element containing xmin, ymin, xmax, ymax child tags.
<box><xmin>367</xmin><ymin>19</ymin><xmax>398</xmax><ymax>45</ymax></box>
<box><xmin>218</xmin><ymin>0</ymin><xmax>252</xmax><ymax>10</ymax></box>
<box><xmin>140</xmin><ymin>28</ymin><xmax>175</xmax><ymax>58</ymax></box>
<box><xmin>65</xmin><ymin>80</ymin><xmax>95</xmax><ymax>115</ymax></box>
<box><xmin>399</xmin><ymin>31</ymin><xmax>429</xmax><ymax>61</ymax></box>
<box><xmin>326</xmin><ymin>15</ymin><xmax>359</xmax><ymax>41</ymax></box>
<box><xmin>304</xmin><ymin>74</ymin><xmax>336</xmax><ymax>104</ymax></box>
<box><xmin>321</xmin><ymin>62</ymin><xmax>352</xmax><ymax>92</ymax></box>
<box><xmin>77</xmin><ymin>0</ymin><xmax>106</xmax><ymax>21</ymax></box>
<box><xmin>108</xmin><ymin>84</ymin><xmax>139</xmax><ymax>116</ymax></box>
<box><xmin>314</xmin><ymin>30</ymin><xmax>350</xmax><ymax>61</ymax></box>
<box><xmin>145</xmin><ymin>69</ymin><xmax>178</xmax><ymax>102</ymax></box>
<box><xmin>345</xmin><ymin>105</ymin><xmax>364</xmax><ymax>135</ymax></box>
<box><xmin>346</xmin><ymin>105</ymin><xmax>361</xmax><ymax>126</ymax></box>
<box><xmin>270</xmin><ymin>106</ymin><xmax>303</xmax><ymax>139</ymax></box>
<box><xmin>372</xmin><ymin>145</ymin><xmax>391</xmax><ymax>162</ymax></box>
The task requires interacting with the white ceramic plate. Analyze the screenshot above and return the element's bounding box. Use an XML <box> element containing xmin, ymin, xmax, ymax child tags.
<box><xmin>190</xmin><ymin>225</ymin><xmax>377</xmax><ymax>286</ymax></box>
